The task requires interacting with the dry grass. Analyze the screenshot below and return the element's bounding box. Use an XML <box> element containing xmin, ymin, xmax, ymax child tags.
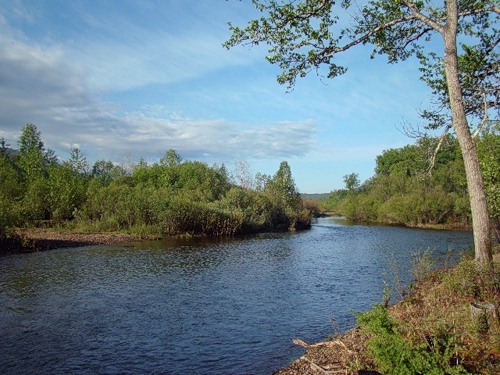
<box><xmin>389</xmin><ymin>254</ymin><xmax>500</xmax><ymax>374</ymax></box>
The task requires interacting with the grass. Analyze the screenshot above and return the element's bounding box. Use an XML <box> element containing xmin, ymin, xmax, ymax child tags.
<box><xmin>358</xmin><ymin>247</ymin><xmax>500</xmax><ymax>374</ymax></box>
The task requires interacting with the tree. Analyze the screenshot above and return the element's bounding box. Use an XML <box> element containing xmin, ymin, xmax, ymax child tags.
<box><xmin>267</xmin><ymin>161</ymin><xmax>301</xmax><ymax>211</ymax></box>
<box><xmin>160</xmin><ymin>149</ymin><xmax>183</xmax><ymax>167</ymax></box>
<box><xmin>0</xmin><ymin>137</ymin><xmax>10</xmax><ymax>157</ymax></box>
<box><xmin>0</xmin><ymin>152</ymin><xmax>23</xmax><ymax>232</ymax></box>
<box><xmin>225</xmin><ymin>0</ymin><xmax>499</xmax><ymax>265</ymax></box>
<box><xmin>68</xmin><ymin>145</ymin><xmax>89</xmax><ymax>175</ymax></box>
<box><xmin>343</xmin><ymin>172</ymin><xmax>360</xmax><ymax>192</ymax></box>
<box><xmin>233</xmin><ymin>160</ymin><xmax>254</xmax><ymax>189</ymax></box>
<box><xmin>47</xmin><ymin>162</ymin><xmax>88</xmax><ymax>222</ymax></box>
<box><xmin>17</xmin><ymin>123</ymin><xmax>47</xmax><ymax>183</ymax></box>
<box><xmin>92</xmin><ymin>160</ymin><xmax>122</xmax><ymax>185</ymax></box>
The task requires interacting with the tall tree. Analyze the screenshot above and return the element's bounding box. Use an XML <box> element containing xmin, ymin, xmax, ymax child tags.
<box><xmin>225</xmin><ymin>0</ymin><xmax>499</xmax><ymax>265</ymax></box>
<box><xmin>160</xmin><ymin>149</ymin><xmax>183</xmax><ymax>167</ymax></box>
<box><xmin>68</xmin><ymin>145</ymin><xmax>89</xmax><ymax>175</ymax></box>
<box><xmin>17</xmin><ymin>123</ymin><xmax>46</xmax><ymax>183</ymax></box>
<box><xmin>344</xmin><ymin>172</ymin><xmax>360</xmax><ymax>192</ymax></box>
<box><xmin>233</xmin><ymin>160</ymin><xmax>254</xmax><ymax>189</ymax></box>
<box><xmin>92</xmin><ymin>160</ymin><xmax>121</xmax><ymax>185</ymax></box>
<box><xmin>267</xmin><ymin>161</ymin><xmax>301</xmax><ymax>211</ymax></box>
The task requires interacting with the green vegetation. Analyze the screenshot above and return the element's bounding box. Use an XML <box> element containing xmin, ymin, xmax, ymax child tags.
<box><xmin>357</xmin><ymin>251</ymin><xmax>500</xmax><ymax>374</ymax></box>
<box><xmin>322</xmin><ymin>125</ymin><xmax>499</xmax><ymax>233</ymax></box>
<box><xmin>0</xmin><ymin>124</ymin><xmax>311</xmax><ymax>242</ymax></box>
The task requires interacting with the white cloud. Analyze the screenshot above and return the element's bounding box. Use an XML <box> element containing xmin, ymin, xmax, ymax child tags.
<box><xmin>75</xmin><ymin>31</ymin><xmax>257</xmax><ymax>92</ymax></box>
<box><xmin>110</xmin><ymin>114</ymin><xmax>315</xmax><ymax>161</ymax></box>
<box><xmin>0</xmin><ymin>27</ymin><xmax>315</xmax><ymax>164</ymax></box>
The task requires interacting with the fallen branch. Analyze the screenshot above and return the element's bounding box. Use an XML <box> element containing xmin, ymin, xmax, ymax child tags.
<box><xmin>293</xmin><ymin>338</ymin><xmax>352</xmax><ymax>352</ymax></box>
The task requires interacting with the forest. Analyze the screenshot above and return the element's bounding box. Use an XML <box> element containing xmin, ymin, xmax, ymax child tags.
<box><xmin>319</xmin><ymin>122</ymin><xmax>499</xmax><ymax>239</ymax></box>
<box><xmin>1</xmin><ymin>122</ymin><xmax>498</xmax><ymax>243</ymax></box>
<box><xmin>0</xmin><ymin>124</ymin><xmax>311</xmax><ymax>240</ymax></box>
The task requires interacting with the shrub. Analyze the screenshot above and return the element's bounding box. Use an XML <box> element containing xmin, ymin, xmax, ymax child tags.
<box><xmin>358</xmin><ymin>304</ymin><xmax>470</xmax><ymax>375</ymax></box>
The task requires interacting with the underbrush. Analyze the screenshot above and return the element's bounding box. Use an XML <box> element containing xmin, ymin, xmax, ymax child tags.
<box><xmin>358</xmin><ymin>250</ymin><xmax>500</xmax><ymax>374</ymax></box>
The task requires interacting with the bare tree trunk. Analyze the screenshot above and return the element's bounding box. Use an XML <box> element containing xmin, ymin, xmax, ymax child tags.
<box><xmin>443</xmin><ymin>0</ymin><xmax>492</xmax><ymax>266</ymax></box>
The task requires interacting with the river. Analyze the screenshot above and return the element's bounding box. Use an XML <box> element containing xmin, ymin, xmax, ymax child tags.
<box><xmin>0</xmin><ymin>217</ymin><xmax>474</xmax><ymax>374</ymax></box>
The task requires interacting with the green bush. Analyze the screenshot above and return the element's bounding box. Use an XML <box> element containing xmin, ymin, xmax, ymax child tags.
<box><xmin>358</xmin><ymin>304</ymin><xmax>469</xmax><ymax>375</ymax></box>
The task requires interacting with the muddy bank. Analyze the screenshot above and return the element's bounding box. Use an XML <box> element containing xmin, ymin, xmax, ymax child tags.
<box><xmin>0</xmin><ymin>229</ymin><xmax>134</xmax><ymax>254</ymax></box>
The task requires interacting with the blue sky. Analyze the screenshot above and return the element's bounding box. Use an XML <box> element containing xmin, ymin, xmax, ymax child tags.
<box><xmin>0</xmin><ymin>0</ymin><xmax>436</xmax><ymax>193</ymax></box>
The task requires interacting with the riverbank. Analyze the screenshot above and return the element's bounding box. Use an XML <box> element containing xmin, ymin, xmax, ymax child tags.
<box><xmin>274</xmin><ymin>327</ymin><xmax>375</xmax><ymax>374</ymax></box>
<box><xmin>277</xmin><ymin>249</ymin><xmax>500</xmax><ymax>375</ymax></box>
<box><xmin>1</xmin><ymin>218</ymin><xmax>468</xmax><ymax>256</ymax></box>
<box><xmin>0</xmin><ymin>229</ymin><xmax>135</xmax><ymax>254</ymax></box>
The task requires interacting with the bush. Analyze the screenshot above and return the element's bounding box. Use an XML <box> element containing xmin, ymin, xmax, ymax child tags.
<box><xmin>358</xmin><ymin>304</ymin><xmax>469</xmax><ymax>375</ymax></box>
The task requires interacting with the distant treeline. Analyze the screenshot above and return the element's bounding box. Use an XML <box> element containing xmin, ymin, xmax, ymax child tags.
<box><xmin>319</xmin><ymin>123</ymin><xmax>499</xmax><ymax>237</ymax></box>
<box><xmin>0</xmin><ymin>124</ymin><xmax>311</xmax><ymax>239</ymax></box>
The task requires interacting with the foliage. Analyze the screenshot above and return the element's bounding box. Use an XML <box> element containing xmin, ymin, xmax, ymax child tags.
<box><xmin>358</xmin><ymin>304</ymin><xmax>470</xmax><ymax>375</ymax></box>
<box><xmin>476</xmin><ymin>121</ymin><xmax>500</xmax><ymax>240</ymax></box>
<box><xmin>322</xmin><ymin>131</ymin><xmax>500</xmax><ymax>230</ymax></box>
<box><xmin>160</xmin><ymin>149</ymin><xmax>182</xmax><ymax>167</ymax></box>
<box><xmin>47</xmin><ymin>162</ymin><xmax>88</xmax><ymax>222</ymax></box>
<box><xmin>264</xmin><ymin>161</ymin><xmax>310</xmax><ymax>230</ymax></box>
<box><xmin>343</xmin><ymin>173</ymin><xmax>360</xmax><ymax>192</ymax></box>
<box><xmin>0</xmin><ymin>155</ymin><xmax>23</xmax><ymax>230</ymax></box>
<box><xmin>1</xmin><ymin>124</ymin><xmax>311</xmax><ymax>238</ymax></box>
<box><xmin>302</xmin><ymin>198</ymin><xmax>322</xmax><ymax>217</ymax></box>
<box><xmin>225</xmin><ymin>0</ymin><xmax>498</xmax><ymax>118</ymax></box>
<box><xmin>17</xmin><ymin>123</ymin><xmax>51</xmax><ymax>184</ymax></box>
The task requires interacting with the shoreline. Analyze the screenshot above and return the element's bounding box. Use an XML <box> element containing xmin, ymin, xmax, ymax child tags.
<box><xmin>1</xmin><ymin>219</ymin><xmax>473</xmax><ymax>255</ymax></box>
<box><xmin>274</xmin><ymin>327</ymin><xmax>376</xmax><ymax>375</ymax></box>
<box><xmin>0</xmin><ymin>229</ymin><xmax>135</xmax><ymax>254</ymax></box>
<box><xmin>277</xmin><ymin>249</ymin><xmax>500</xmax><ymax>375</ymax></box>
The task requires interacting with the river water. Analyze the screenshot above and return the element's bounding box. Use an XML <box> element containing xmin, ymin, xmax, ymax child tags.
<box><xmin>0</xmin><ymin>217</ymin><xmax>474</xmax><ymax>374</ymax></box>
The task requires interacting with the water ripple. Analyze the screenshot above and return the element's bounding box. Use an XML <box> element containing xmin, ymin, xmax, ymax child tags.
<box><xmin>0</xmin><ymin>218</ymin><xmax>473</xmax><ymax>374</ymax></box>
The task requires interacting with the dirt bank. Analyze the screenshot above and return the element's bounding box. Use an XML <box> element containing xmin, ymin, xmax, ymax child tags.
<box><xmin>0</xmin><ymin>229</ymin><xmax>134</xmax><ymax>254</ymax></box>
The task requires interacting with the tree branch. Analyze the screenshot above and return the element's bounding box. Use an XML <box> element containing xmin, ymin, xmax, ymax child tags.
<box><xmin>402</xmin><ymin>0</ymin><xmax>445</xmax><ymax>33</ymax></box>
<box><xmin>472</xmin><ymin>92</ymin><xmax>490</xmax><ymax>138</ymax></box>
<box><xmin>401</xmin><ymin>26</ymin><xmax>434</xmax><ymax>50</ymax></box>
<box><xmin>428</xmin><ymin>123</ymin><xmax>452</xmax><ymax>176</ymax></box>
<box><xmin>458</xmin><ymin>5</ymin><xmax>500</xmax><ymax>17</ymax></box>
<box><xmin>333</xmin><ymin>0</ymin><xmax>499</xmax><ymax>57</ymax></box>
<box><xmin>327</xmin><ymin>13</ymin><xmax>418</xmax><ymax>56</ymax></box>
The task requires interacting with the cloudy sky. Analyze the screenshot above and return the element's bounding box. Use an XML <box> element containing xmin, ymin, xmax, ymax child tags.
<box><xmin>0</xmin><ymin>0</ymin><xmax>436</xmax><ymax>193</ymax></box>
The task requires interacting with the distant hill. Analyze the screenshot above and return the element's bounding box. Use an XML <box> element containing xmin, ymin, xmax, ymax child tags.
<box><xmin>301</xmin><ymin>193</ymin><xmax>330</xmax><ymax>201</ymax></box>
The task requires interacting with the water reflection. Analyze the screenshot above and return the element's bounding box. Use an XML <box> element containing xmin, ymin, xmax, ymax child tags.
<box><xmin>0</xmin><ymin>218</ymin><xmax>473</xmax><ymax>374</ymax></box>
